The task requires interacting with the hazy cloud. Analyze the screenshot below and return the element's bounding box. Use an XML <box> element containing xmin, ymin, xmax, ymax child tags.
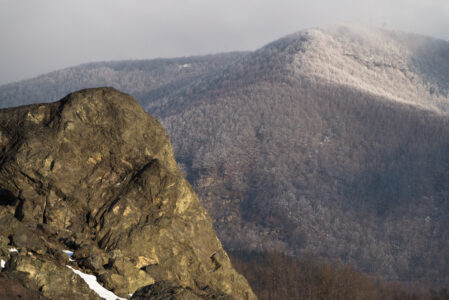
<box><xmin>1</xmin><ymin>0</ymin><xmax>448</xmax><ymax>85</ymax></box>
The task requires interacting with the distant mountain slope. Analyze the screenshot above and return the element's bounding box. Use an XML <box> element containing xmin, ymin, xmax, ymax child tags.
<box><xmin>145</xmin><ymin>25</ymin><xmax>449</xmax><ymax>116</ymax></box>
<box><xmin>0</xmin><ymin>52</ymin><xmax>247</xmax><ymax>108</ymax></box>
<box><xmin>159</xmin><ymin>73</ymin><xmax>449</xmax><ymax>285</ymax></box>
<box><xmin>285</xmin><ymin>26</ymin><xmax>449</xmax><ymax>110</ymax></box>
<box><xmin>1</xmin><ymin>25</ymin><xmax>449</xmax><ymax>286</ymax></box>
<box><xmin>136</xmin><ymin>25</ymin><xmax>449</xmax><ymax>286</ymax></box>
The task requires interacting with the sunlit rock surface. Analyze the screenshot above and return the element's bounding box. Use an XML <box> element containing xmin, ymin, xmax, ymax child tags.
<box><xmin>0</xmin><ymin>88</ymin><xmax>255</xmax><ymax>299</ymax></box>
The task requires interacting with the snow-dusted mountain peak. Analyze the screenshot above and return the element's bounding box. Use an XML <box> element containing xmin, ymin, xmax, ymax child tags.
<box><xmin>265</xmin><ymin>24</ymin><xmax>449</xmax><ymax>111</ymax></box>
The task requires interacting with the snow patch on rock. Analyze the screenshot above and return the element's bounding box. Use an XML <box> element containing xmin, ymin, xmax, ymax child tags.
<box><xmin>67</xmin><ymin>266</ymin><xmax>127</xmax><ymax>300</ymax></box>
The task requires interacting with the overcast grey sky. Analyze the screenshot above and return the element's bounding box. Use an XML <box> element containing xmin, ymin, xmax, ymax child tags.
<box><xmin>1</xmin><ymin>0</ymin><xmax>448</xmax><ymax>85</ymax></box>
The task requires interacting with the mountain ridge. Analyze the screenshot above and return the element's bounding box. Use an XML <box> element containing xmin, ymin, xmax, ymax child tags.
<box><xmin>2</xmin><ymin>25</ymin><xmax>449</xmax><ymax>113</ymax></box>
<box><xmin>1</xmin><ymin>25</ymin><xmax>449</xmax><ymax>286</ymax></box>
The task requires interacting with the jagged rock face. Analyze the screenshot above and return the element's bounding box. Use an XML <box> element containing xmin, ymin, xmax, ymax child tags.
<box><xmin>0</xmin><ymin>88</ymin><xmax>255</xmax><ymax>299</ymax></box>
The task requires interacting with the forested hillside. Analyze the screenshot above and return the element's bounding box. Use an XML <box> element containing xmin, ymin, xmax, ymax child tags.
<box><xmin>150</xmin><ymin>25</ymin><xmax>449</xmax><ymax>285</ymax></box>
<box><xmin>160</xmin><ymin>76</ymin><xmax>449</xmax><ymax>285</ymax></box>
<box><xmin>0</xmin><ymin>52</ymin><xmax>246</xmax><ymax>108</ymax></box>
<box><xmin>1</xmin><ymin>25</ymin><xmax>449</xmax><ymax>287</ymax></box>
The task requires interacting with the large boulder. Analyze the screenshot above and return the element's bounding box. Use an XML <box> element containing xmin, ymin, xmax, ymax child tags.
<box><xmin>0</xmin><ymin>88</ymin><xmax>256</xmax><ymax>299</ymax></box>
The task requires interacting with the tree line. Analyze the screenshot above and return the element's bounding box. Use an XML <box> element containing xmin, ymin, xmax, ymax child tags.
<box><xmin>229</xmin><ymin>250</ymin><xmax>449</xmax><ymax>300</ymax></box>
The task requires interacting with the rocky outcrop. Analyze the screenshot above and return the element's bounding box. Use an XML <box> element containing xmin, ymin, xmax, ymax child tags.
<box><xmin>0</xmin><ymin>88</ymin><xmax>255</xmax><ymax>299</ymax></box>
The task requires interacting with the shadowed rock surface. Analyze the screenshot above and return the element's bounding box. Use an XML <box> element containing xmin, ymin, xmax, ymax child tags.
<box><xmin>131</xmin><ymin>280</ymin><xmax>234</xmax><ymax>300</ymax></box>
<box><xmin>0</xmin><ymin>273</ymin><xmax>51</xmax><ymax>300</ymax></box>
<box><xmin>0</xmin><ymin>88</ymin><xmax>255</xmax><ymax>299</ymax></box>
